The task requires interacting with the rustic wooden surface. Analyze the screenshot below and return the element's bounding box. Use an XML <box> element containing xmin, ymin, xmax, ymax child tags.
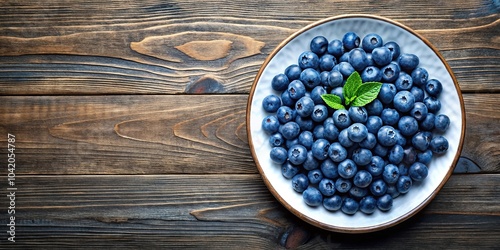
<box><xmin>0</xmin><ymin>0</ymin><xmax>499</xmax><ymax>249</ymax></box>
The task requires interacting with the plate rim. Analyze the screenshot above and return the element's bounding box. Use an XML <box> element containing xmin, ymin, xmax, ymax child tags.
<box><xmin>246</xmin><ymin>14</ymin><xmax>466</xmax><ymax>233</ymax></box>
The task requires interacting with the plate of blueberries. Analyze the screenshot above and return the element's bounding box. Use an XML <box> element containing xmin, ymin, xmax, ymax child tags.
<box><xmin>247</xmin><ymin>14</ymin><xmax>465</xmax><ymax>233</ymax></box>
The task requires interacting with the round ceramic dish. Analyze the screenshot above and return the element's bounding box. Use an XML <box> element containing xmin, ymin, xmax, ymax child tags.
<box><xmin>246</xmin><ymin>14</ymin><xmax>465</xmax><ymax>233</ymax></box>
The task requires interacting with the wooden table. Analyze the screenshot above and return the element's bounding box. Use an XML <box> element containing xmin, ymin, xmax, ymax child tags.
<box><xmin>1</xmin><ymin>1</ymin><xmax>499</xmax><ymax>248</ymax></box>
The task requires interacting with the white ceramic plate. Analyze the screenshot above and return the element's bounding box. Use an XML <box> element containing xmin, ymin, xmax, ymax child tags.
<box><xmin>247</xmin><ymin>15</ymin><xmax>465</xmax><ymax>233</ymax></box>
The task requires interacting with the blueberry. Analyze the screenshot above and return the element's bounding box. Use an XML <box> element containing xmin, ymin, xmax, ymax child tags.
<box><xmin>353</xmin><ymin>169</ymin><xmax>373</xmax><ymax>188</ymax></box>
<box><xmin>370</xmin><ymin>179</ymin><xmax>388</xmax><ymax>196</ymax></box>
<box><xmin>337</xmin><ymin>62</ymin><xmax>355</xmax><ymax>78</ymax></box>
<box><xmin>383</xmin><ymin>41</ymin><xmax>400</xmax><ymax>60</ymax></box>
<box><xmin>284</xmin><ymin>64</ymin><xmax>302</xmax><ymax>81</ymax></box>
<box><xmin>425</xmin><ymin>79</ymin><xmax>443</xmax><ymax>97</ymax></box>
<box><xmin>410</xmin><ymin>102</ymin><xmax>428</xmax><ymax>122</ymax></box>
<box><xmin>319</xmin><ymin>54</ymin><xmax>337</xmax><ymax>71</ymax></box>
<box><xmin>328</xmin><ymin>142</ymin><xmax>348</xmax><ymax>163</ymax></box>
<box><xmin>366</xmin><ymin>116</ymin><xmax>383</xmax><ymax>134</ymax></box>
<box><xmin>303</xmin><ymin>186</ymin><xmax>323</xmax><ymax>207</ymax></box>
<box><xmin>327</xmin><ymin>39</ymin><xmax>344</xmax><ymax>58</ymax></box>
<box><xmin>311</xmin><ymin>138</ymin><xmax>330</xmax><ymax>160</ymax></box>
<box><xmin>339</xmin><ymin>52</ymin><xmax>350</xmax><ymax>63</ymax></box>
<box><xmin>378</xmin><ymin>83</ymin><xmax>397</xmax><ymax>104</ymax></box>
<box><xmin>270</xmin><ymin>147</ymin><xmax>288</xmax><ymax>164</ymax></box>
<box><xmin>373</xmin><ymin>143</ymin><xmax>389</xmax><ymax>157</ymax></box>
<box><xmin>287</xmin><ymin>80</ymin><xmax>306</xmax><ymax>100</ymax></box>
<box><xmin>341</xmin><ymin>197</ymin><xmax>359</xmax><ymax>215</ymax></box>
<box><xmin>327</xmin><ymin>70</ymin><xmax>344</xmax><ymax>88</ymax></box>
<box><xmin>347</xmin><ymin>123</ymin><xmax>368</xmax><ymax>143</ymax></box>
<box><xmin>349</xmin><ymin>186</ymin><xmax>368</xmax><ymax>199</ymax></box>
<box><xmin>360</xmin><ymin>196</ymin><xmax>377</xmax><ymax>214</ymax></box>
<box><xmin>352</xmin><ymin>148</ymin><xmax>373</xmax><ymax>166</ymax></box>
<box><xmin>409</xmin><ymin>162</ymin><xmax>429</xmax><ymax>182</ymax></box>
<box><xmin>372</xmin><ymin>46</ymin><xmax>392</xmax><ymax>67</ymax></box>
<box><xmin>402</xmin><ymin>146</ymin><xmax>418</xmax><ymax>166</ymax></box>
<box><xmin>368</xmin><ymin>156</ymin><xmax>385</xmax><ymax>176</ymax></box>
<box><xmin>281</xmin><ymin>90</ymin><xmax>296</xmax><ymax>107</ymax></box>
<box><xmin>386</xmin><ymin>184</ymin><xmax>400</xmax><ymax>199</ymax></box>
<box><xmin>398</xmin><ymin>163</ymin><xmax>410</xmax><ymax>176</ymax></box>
<box><xmin>420</xmin><ymin>112</ymin><xmax>435</xmax><ymax>131</ymax></box>
<box><xmin>362</xmin><ymin>33</ymin><xmax>383</xmax><ymax>52</ymax></box>
<box><xmin>381</xmin><ymin>108</ymin><xmax>400</xmax><ymax>126</ymax></box>
<box><xmin>279</xmin><ymin>121</ymin><xmax>301</xmax><ymax>140</ymax></box>
<box><xmin>359</xmin><ymin>132</ymin><xmax>377</xmax><ymax>149</ymax></box>
<box><xmin>313</xmin><ymin>124</ymin><xmax>325</xmax><ymax>140</ymax></box>
<box><xmin>395</xmin><ymin>72</ymin><xmax>413</xmax><ymax>91</ymax></box>
<box><xmin>393</xmin><ymin>90</ymin><xmax>415</xmax><ymax>113</ymax></box>
<box><xmin>383</xmin><ymin>163</ymin><xmax>400</xmax><ymax>184</ymax></box>
<box><xmin>349</xmin><ymin>48</ymin><xmax>368</xmax><ymax>71</ymax></box>
<box><xmin>361</xmin><ymin>66</ymin><xmax>383</xmax><ymax>83</ymax></box>
<box><xmin>349</xmin><ymin>106</ymin><xmax>368</xmax><ymax>123</ymax></box>
<box><xmin>323</xmin><ymin>195</ymin><xmax>343</xmax><ymax>211</ymax></box>
<box><xmin>307</xmin><ymin>168</ymin><xmax>323</xmax><ymax>185</ymax></box>
<box><xmin>389</xmin><ymin>144</ymin><xmax>405</xmax><ymax>164</ymax></box>
<box><xmin>298</xmin><ymin>131</ymin><xmax>314</xmax><ymax>150</ymax></box>
<box><xmin>271</xmin><ymin>73</ymin><xmax>290</xmax><ymax>91</ymax></box>
<box><xmin>395</xmin><ymin>130</ymin><xmax>407</xmax><ymax>147</ymax></box>
<box><xmin>298</xmin><ymin>51</ymin><xmax>319</xmax><ymax>69</ymax></box>
<box><xmin>398</xmin><ymin>116</ymin><xmax>419</xmax><ymax>137</ymax></box>
<box><xmin>292</xmin><ymin>173</ymin><xmax>309</xmax><ymax>193</ymax></box>
<box><xmin>286</xmin><ymin>138</ymin><xmax>300</xmax><ymax>149</ymax></box>
<box><xmin>365</xmin><ymin>53</ymin><xmax>375</xmax><ymax>66</ymax></box>
<box><xmin>398</xmin><ymin>53</ymin><xmax>419</xmax><ymax>73</ymax></box>
<box><xmin>262</xmin><ymin>115</ymin><xmax>280</xmax><ymax>134</ymax></box>
<box><xmin>430</xmin><ymin>135</ymin><xmax>449</xmax><ymax>154</ymax></box>
<box><xmin>269</xmin><ymin>132</ymin><xmax>285</xmax><ymax>147</ymax></box>
<box><xmin>412</xmin><ymin>131</ymin><xmax>431</xmax><ymax>151</ymax></box>
<box><xmin>396</xmin><ymin>175</ymin><xmax>412</xmax><ymax>194</ymax></box>
<box><xmin>333</xmin><ymin>109</ymin><xmax>352</xmax><ymax>129</ymax></box>
<box><xmin>310</xmin><ymin>35</ymin><xmax>328</xmax><ymax>55</ymax></box>
<box><xmin>281</xmin><ymin>161</ymin><xmax>299</xmax><ymax>179</ymax></box>
<box><xmin>381</xmin><ymin>62</ymin><xmax>401</xmax><ymax>83</ymax></box>
<box><xmin>410</xmin><ymin>86</ymin><xmax>425</xmax><ymax>102</ymax></box>
<box><xmin>323</xmin><ymin>122</ymin><xmax>339</xmax><ymax>141</ymax></box>
<box><xmin>321</xmin><ymin>158</ymin><xmax>339</xmax><ymax>179</ymax></box>
<box><xmin>320</xmin><ymin>71</ymin><xmax>330</xmax><ymax>86</ymax></box>
<box><xmin>303</xmin><ymin>151</ymin><xmax>319</xmax><ymax>171</ymax></box>
<box><xmin>276</xmin><ymin>106</ymin><xmax>296</xmax><ymax>124</ymax></box>
<box><xmin>417</xmin><ymin>149</ymin><xmax>433</xmax><ymax>165</ymax></box>
<box><xmin>311</xmin><ymin>104</ymin><xmax>328</xmax><ymax>123</ymax></box>
<box><xmin>300</xmin><ymin>68</ymin><xmax>321</xmax><ymax>89</ymax></box>
<box><xmin>338</xmin><ymin>159</ymin><xmax>358</xmax><ymax>179</ymax></box>
<box><xmin>335</xmin><ymin>178</ymin><xmax>352</xmax><ymax>193</ymax></box>
<box><xmin>377</xmin><ymin>194</ymin><xmax>393</xmax><ymax>212</ymax></box>
<box><xmin>262</xmin><ymin>94</ymin><xmax>281</xmax><ymax>113</ymax></box>
<box><xmin>434</xmin><ymin>114</ymin><xmax>450</xmax><ymax>133</ymax></box>
<box><xmin>377</xmin><ymin>125</ymin><xmax>398</xmax><ymax>147</ymax></box>
<box><xmin>295</xmin><ymin>96</ymin><xmax>314</xmax><ymax>118</ymax></box>
<box><xmin>423</xmin><ymin>96</ymin><xmax>441</xmax><ymax>114</ymax></box>
<box><xmin>288</xmin><ymin>144</ymin><xmax>308</xmax><ymax>165</ymax></box>
<box><xmin>342</xmin><ymin>32</ymin><xmax>360</xmax><ymax>51</ymax></box>
<box><xmin>331</xmin><ymin>86</ymin><xmax>345</xmax><ymax>103</ymax></box>
<box><xmin>310</xmin><ymin>86</ymin><xmax>327</xmax><ymax>105</ymax></box>
<box><xmin>318</xmin><ymin>178</ymin><xmax>336</xmax><ymax>196</ymax></box>
<box><xmin>411</xmin><ymin>67</ymin><xmax>428</xmax><ymax>87</ymax></box>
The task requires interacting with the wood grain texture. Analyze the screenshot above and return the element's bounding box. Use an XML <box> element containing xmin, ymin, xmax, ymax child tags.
<box><xmin>1</xmin><ymin>174</ymin><xmax>498</xmax><ymax>248</ymax></box>
<box><xmin>0</xmin><ymin>0</ymin><xmax>498</xmax><ymax>95</ymax></box>
<box><xmin>0</xmin><ymin>93</ymin><xmax>498</xmax><ymax>175</ymax></box>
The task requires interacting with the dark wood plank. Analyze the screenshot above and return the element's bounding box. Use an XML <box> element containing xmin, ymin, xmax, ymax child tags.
<box><xmin>3</xmin><ymin>174</ymin><xmax>499</xmax><ymax>248</ymax></box>
<box><xmin>0</xmin><ymin>1</ymin><xmax>498</xmax><ymax>95</ymax></box>
<box><xmin>0</xmin><ymin>93</ymin><xmax>498</xmax><ymax>174</ymax></box>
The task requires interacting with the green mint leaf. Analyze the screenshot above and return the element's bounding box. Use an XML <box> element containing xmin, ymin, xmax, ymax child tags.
<box><xmin>321</xmin><ymin>94</ymin><xmax>345</xmax><ymax>110</ymax></box>
<box><xmin>343</xmin><ymin>71</ymin><xmax>362</xmax><ymax>101</ymax></box>
<box><xmin>351</xmin><ymin>82</ymin><xmax>382</xmax><ymax>107</ymax></box>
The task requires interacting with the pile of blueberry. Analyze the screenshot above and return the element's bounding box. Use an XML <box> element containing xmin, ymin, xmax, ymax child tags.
<box><xmin>261</xmin><ymin>32</ymin><xmax>450</xmax><ymax>215</ymax></box>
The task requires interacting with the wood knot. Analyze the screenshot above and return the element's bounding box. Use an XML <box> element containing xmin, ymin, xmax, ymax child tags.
<box><xmin>186</xmin><ymin>75</ymin><xmax>224</xmax><ymax>93</ymax></box>
<box><xmin>176</xmin><ymin>40</ymin><xmax>232</xmax><ymax>61</ymax></box>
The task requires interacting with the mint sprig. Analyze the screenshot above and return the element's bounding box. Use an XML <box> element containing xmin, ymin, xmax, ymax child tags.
<box><xmin>321</xmin><ymin>71</ymin><xmax>382</xmax><ymax>110</ymax></box>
